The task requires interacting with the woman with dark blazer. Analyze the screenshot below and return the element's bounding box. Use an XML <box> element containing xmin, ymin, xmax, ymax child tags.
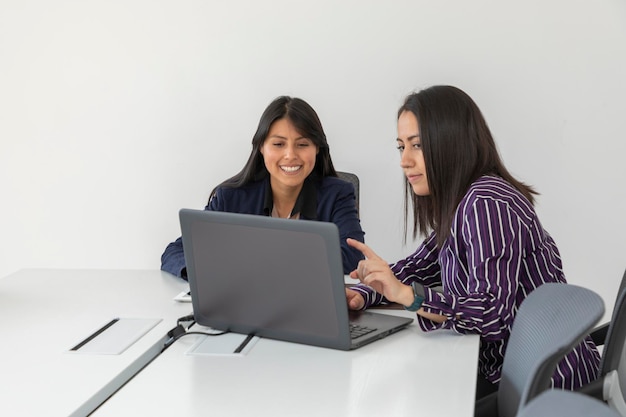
<box><xmin>161</xmin><ymin>96</ymin><xmax>365</xmax><ymax>278</ymax></box>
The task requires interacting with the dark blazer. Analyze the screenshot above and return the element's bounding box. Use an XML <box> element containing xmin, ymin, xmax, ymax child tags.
<box><xmin>160</xmin><ymin>176</ymin><xmax>365</xmax><ymax>278</ymax></box>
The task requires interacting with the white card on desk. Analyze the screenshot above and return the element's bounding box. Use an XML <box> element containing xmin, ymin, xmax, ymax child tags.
<box><xmin>186</xmin><ymin>332</ymin><xmax>259</xmax><ymax>356</ymax></box>
<box><xmin>69</xmin><ymin>318</ymin><xmax>162</xmax><ymax>355</ymax></box>
<box><xmin>174</xmin><ymin>289</ymin><xmax>192</xmax><ymax>302</ymax></box>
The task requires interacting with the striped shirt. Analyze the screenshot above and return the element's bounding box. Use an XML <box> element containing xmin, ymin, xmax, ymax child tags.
<box><xmin>352</xmin><ymin>175</ymin><xmax>600</xmax><ymax>387</ymax></box>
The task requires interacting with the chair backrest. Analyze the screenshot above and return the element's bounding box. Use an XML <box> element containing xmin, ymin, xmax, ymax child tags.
<box><xmin>519</xmin><ymin>389</ymin><xmax>622</xmax><ymax>417</ymax></box>
<box><xmin>498</xmin><ymin>283</ymin><xmax>605</xmax><ymax>417</ymax></box>
<box><xmin>600</xmin><ymin>268</ymin><xmax>626</xmax><ymax>375</ymax></box>
<box><xmin>597</xmin><ymin>268</ymin><xmax>626</xmax><ymax>415</ymax></box>
<box><xmin>589</xmin><ymin>270</ymin><xmax>626</xmax><ymax>347</ymax></box>
<box><xmin>336</xmin><ymin>171</ymin><xmax>360</xmax><ymax>215</ymax></box>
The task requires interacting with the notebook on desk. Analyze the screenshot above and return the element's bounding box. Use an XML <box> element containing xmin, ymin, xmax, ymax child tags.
<box><xmin>179</xmin><ymin>209</ymin><xmax>413</xmax><ymax>350</ymax></box>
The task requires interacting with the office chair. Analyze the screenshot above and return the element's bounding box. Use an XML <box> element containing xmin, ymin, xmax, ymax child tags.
<box><xmin>474</xmin><ymin>283</ymin><xmax>605</xmax><ymax>417</ymax></box>
<box><xmin>518</xmin><ymin>389</ymin><xmax>622</xmax><ymax>417</ymax></box>
<box><xmin>336</xmin><ymin>171</ymin><xmax>360</xmax><ymax>215</ymax></box>
<box><xmin>589</xmin><ymin>268</ymin><xmax>626</xmax><ymax>346</ymax></box>
<box><xmin>578</xmin><ymin>268</ymin><xmax>626</xmax><ymax>416</ymax></box>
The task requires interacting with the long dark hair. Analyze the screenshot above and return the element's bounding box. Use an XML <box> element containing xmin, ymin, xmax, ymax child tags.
<box><xmin>399</xmin><ymin>85</ymin><xmax>537</xmax><ymax>247</ymax></box>
<box><xmin>209</xmin><ymin>96</ymin><xmax>337</xmax><ymax>200</ymax></box>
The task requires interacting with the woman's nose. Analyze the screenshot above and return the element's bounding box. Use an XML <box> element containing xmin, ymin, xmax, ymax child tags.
<box><xmin>283</xmin><ymin>143</ymin><xmax>296</xmax><ymax>158</ymax></box>
<box><xmin>400</xmin><ymin>149</ymin><xmax>412</xmax><ymax>167</ymax></box>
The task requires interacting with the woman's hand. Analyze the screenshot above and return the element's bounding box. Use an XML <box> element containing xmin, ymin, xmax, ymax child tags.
<box><xmin>347</xmin><ymin>238</ymin><xmax>414</xmax><ymax>306</ymax></box>
<box><xmin>345</xmin><ymin>288</ymin><xmax>365</xmax><ymax>310</ymax></box>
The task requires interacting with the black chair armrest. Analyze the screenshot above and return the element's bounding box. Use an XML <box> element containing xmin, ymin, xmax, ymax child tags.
<box><xmin>590</xmin><ymin>323</ymin><xmax>609</xmax><ymax>346</ymax></box>
<box><xmin>475</xmin><ymin>391</ymin><xmax>498</xmax><ymax>417</ymax></box>
<box><xmin>576</xmin><ymin>376</ymin><xmax>605</xmax><ymax>401</ymax></box>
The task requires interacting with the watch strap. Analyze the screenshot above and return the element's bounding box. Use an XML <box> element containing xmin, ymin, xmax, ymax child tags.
<box><xmin>404</xmin><ymin>282</ymin><xmax>425</xmax><ymax>312</ymax></box>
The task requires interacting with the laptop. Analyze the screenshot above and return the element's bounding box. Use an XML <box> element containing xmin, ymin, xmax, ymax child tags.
<box><xmin>179</xmin><ymin>209</ymin><xmax>413</xmax><ymax>350</ymax></box>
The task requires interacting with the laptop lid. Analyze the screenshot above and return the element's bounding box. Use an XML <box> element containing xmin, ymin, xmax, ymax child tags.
<box><xmin>179</xmin><ymin>209</ymin><xmax>412</xmax><ymax>350</ymax></box>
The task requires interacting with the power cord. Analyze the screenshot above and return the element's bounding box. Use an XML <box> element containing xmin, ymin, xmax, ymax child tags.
<box><xmin>177</xmin><ymin>314</ymin><xmax>197</xmax><ymax>330</ymax></box>
<box><xmin>162</xmin><ymin>313</ymin><xmax>229</xmax><ymax>352</ymax></box>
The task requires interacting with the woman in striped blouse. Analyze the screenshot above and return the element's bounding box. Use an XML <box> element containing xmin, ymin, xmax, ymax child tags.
<box><xmin>346</xmin><ymin>85</ymin><xmax>600</xmax><ymax>399</ymax></box>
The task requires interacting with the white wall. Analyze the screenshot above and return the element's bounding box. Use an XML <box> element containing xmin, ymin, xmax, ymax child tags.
<box><xmin>1</xmin><ymin>0</ymin><xmax>625</xmax><ymax>318</ymax></box>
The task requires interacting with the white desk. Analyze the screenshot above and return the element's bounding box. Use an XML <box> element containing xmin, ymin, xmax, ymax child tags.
<box><xmin>93</xmin><ymin>310</ymin><xmax>480</xmax><ymax>416</ymax></box>
<box><xmin>0</xmin><ymin>269</ymin><xmax>479</xmax><ymax>416</ymax></box>
<box><xmin>0</xmin><ymin>269</ymin><xmax>190</xmax><ymax>417</ymax></box>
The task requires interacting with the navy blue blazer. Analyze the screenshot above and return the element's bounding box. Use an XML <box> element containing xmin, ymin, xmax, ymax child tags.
<box><xmin>160</xmin><ymin>176</ymin><xmax>365</xmax><ymax>278</ymax></box>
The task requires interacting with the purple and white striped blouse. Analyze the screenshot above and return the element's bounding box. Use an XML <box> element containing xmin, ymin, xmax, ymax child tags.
<box><xmin>352</xmin><ymin>175</ymin><xmax>600</xmax><ymax>388</ymax></box>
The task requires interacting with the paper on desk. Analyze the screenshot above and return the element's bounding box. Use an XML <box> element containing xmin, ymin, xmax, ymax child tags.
<box><xmin>344</xmin><ymin>275</ymin><xmax>360</xmax><ymax>285</ymax></box>
<box><xmin>173</xmin><ymin>289</ymin><xmax>192</xmax><ymax>302</ymax></box>
<box><xmin>69</xmin><ymin>318</ymin><xmax>162</xmax><ymax>355</ymax></box>
<box><xmin>186</xmin><ymin>332</ymin><xmax>259</xmax><ymax>356</ymax></box>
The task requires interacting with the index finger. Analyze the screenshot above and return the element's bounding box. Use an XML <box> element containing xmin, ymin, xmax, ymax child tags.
<box><xmin>346</xmin><ymin>238</ymin><xmax>381</xmax><ymax>260</ymax></box>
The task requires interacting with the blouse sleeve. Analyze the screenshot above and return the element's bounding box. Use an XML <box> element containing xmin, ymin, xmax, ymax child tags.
<box><xmin>418</xmin><ymin>197</ymin><xmax>524</xmax><ymax>341</ymax></box>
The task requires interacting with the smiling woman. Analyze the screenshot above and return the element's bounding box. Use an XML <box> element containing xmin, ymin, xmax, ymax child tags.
<box><xmin>160</xmin><ymin>96</ymin><xmax>365</xmax><ymax>278</ymax></box>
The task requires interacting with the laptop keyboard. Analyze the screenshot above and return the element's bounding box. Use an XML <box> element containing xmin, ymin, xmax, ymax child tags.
<box><xmin>350</xmin><ymin>323</ymin><xmax>377</xmax><ymax>339</ymax></box>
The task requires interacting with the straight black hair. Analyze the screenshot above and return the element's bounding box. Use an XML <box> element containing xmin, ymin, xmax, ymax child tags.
<box><xmin>398</xmin><ymin>85</ymin><xmax>537</xmax><ymax>247</ymax></box>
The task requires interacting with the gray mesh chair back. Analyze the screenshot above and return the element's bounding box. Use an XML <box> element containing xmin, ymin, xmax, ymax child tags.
<box><xmin>590</xmin><ymin>268</ymin><xmax>626</xmax><ymax>345</ymax></box>
<box><xmin>580</xmin><ymin>268</ymin><xmax>626</xmax><ymax>416</ymax></box>
<box><xmin>336</xmin><ymin>171</ymin><xmax>360</xmax><ymax>215</ymax></box>
<box><xmin>497</xmin><ymin>283</ymin><xmax>605</xmax><ymax>417</ymax></box>
<box><xmin>519</xmin><ymin>389</ymin><xmax>621</xmax><ymax>417</ymax></box>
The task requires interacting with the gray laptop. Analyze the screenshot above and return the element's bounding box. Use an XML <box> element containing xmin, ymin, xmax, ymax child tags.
<box><xmin>179</xmin><ymin>209</ymin><xmax>413</xmax><ymax>350</ymax></box>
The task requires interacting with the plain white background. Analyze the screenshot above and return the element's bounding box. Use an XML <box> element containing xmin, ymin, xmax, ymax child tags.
<box><xmin>1</xmin><ymin>0</ymin><xmax>625</xmax><ymax>319</ymax></box>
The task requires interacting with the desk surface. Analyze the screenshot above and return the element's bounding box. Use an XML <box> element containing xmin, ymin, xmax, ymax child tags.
<box><xmin>0</xmin><ymin>269</ymin><xmax>190</xmax><ymax>417</ymax></box>
<box><xmin>94</xmin><ymin>311</ymin><xmax>479</xmax><ymax>416</ymax></box>
<box><xmin>1</xmin><ymin>269</ymin><xmax>479</xmax><ymax>417</ymax></box>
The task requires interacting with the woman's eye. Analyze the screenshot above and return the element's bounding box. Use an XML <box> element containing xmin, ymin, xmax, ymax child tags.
<box><xmin>396</xmin><ymin>145</ymin><xmax>405</xmax><ymax>151</ymax></box>
<box><xmin>413</xmin><ymin>143</ymin><xmax>422</xmax><ymax>149</ymax></box>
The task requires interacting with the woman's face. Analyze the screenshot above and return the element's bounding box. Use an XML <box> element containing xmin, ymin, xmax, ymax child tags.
<box><xmin>397</xmin><ymin>110</ymin><xmax>430</xmax><ymax>196</ymax></box>
<box><xmin>260</xmin><ymin>117</ymin><xmax>318</xmax><ymax>192</ymax></box>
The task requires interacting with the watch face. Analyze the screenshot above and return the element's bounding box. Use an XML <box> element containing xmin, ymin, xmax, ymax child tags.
<box><xmin>412</xmin><ymin>282</ymin><xmax>425</xmax><ymax>298</ymax></box>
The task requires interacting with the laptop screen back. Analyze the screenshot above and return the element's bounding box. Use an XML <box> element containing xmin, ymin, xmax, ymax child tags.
<box><xmin>180</xmin><ymin>209</ymin><xmax>352</xmax><ymax>349</ymax></box>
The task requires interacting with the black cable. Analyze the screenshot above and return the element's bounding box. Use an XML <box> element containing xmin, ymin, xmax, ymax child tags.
<box><xmin>176</xmin><ymin>314</ymin><xmax>197</xmax><ymax>330</ymax></box>
<box><xmin>177</xmin><ymin>314</ymin><xmax>195</xmax><ymax>324</ymax></box>
<box><xmin>178</xmin><ymin>330</ymin><xmax>229</xmax><ymax>338</ymax></box>
<box><xmin>163</xmin><ymin>329</ymin><xmax>229</xmax><ymax>351</ymax></box>
<box><xmin>162</xmin><ymin>314</ymin><xmax>228</xmax><ymax>352</ymax></box>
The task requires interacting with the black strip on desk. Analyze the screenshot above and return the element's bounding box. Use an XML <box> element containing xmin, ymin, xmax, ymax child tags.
<box><xmin>70</xmin><ymin>318</ymin><xmax>120</xmax><ymax>351</ymax></box>
<box><xmin>233</xmin><ymin>334</ymin><xmax>254</xmax><ymax>353</ymax></box>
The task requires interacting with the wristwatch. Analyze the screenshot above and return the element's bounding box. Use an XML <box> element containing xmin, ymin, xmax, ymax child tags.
<box><xmin>404</xmin><ymin>282</ymin><xmax>425</xmax><ymax>312</ymax></box>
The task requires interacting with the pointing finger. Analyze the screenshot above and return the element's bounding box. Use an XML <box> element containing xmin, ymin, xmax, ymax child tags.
<box><xmin>347</xmin><ymin>238</ymin><xmax>380</xmax><ymax>260</ymax></box>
